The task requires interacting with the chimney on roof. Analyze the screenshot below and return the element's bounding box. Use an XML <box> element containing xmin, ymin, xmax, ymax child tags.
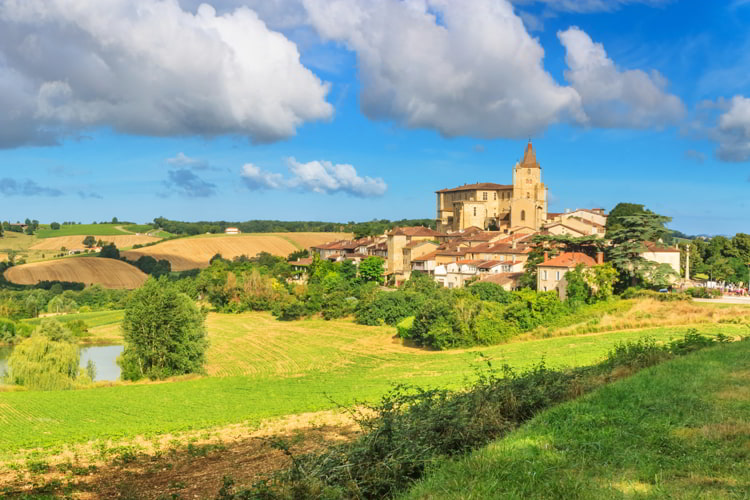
<box><xmin>543</xmin><ymin>251</ymin><xmax>548</xmax><ymax>263</ymax></box>
<box><xmin>511</xmin><ymin>238</ymin><xmax>517</xmax><ymax>249</ymax></box>
<box><xmin>596</xmin><ymin>251</ymin><xmax>604</xmax><ymax>265</ymax></box>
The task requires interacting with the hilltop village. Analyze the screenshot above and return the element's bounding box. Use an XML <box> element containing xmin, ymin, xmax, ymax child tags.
<box><xmin>301</xmin><ymin>142</ymin><xmax>681</xmax><ymax>296</ymax></box>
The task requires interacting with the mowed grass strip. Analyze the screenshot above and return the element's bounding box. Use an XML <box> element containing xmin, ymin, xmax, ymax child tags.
<box><xmin>3</xmin><ymin>257</ymin><xmax>147</xmax><ymax>289</ymax></box>
<box><xmin>0</xmin><ymin>315</ymin><xmax>746</xmax><ymax>456</ymax></box>
<box><xmin>402</xmin><ymin>339</ymin><xmax>750</xmax><ymax>500</ymax></box>
<box><xmin>35</xmin><ymin>224</ymin><xmax>131</xmax><ymax>238</ymax></box>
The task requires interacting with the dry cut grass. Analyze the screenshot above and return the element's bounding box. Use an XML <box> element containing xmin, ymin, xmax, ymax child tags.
<box><xmin>3</xmin><ymin>257</ymin><xmax>147</xmax><ymax>289</ymax></box>
<box><xmin>30</xmin><ymin>234</ymin><xmax>160</xmax><ymax>251</ymax></box>
<box><xmin>122</xmin><ymin>232</ymin><xmax>352</xmax><ymax>271</ymax></box>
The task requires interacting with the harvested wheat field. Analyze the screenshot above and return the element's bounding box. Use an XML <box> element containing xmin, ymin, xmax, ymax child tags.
<box><xmin>4</xmin><ymin>257</ymin><xmax>148</xmax><ymax>289</ymax></box>
<box><xmin>122</xmin><ymin>232</ymin><xmax>352</xmax><ymax>271</ymax></box>
<box><xmin>30</xmin><ymin>234</ymin><xmax>160</xmax><ymax>251</ymax></box>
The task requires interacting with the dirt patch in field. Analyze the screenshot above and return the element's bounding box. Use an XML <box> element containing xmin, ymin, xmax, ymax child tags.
<box><xmin>1</xmin><ymin>409</ymin><xmax>361</xmax><ymax>499</ymax></box>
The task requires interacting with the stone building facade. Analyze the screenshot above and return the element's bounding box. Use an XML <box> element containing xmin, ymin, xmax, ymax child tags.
<box><xmin>435</xmin><ymin>142</ymin><xmax>547</xmax><ymax>232</ymax></box>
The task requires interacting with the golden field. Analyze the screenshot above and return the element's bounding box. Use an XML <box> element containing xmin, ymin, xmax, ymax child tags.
<box><xmin>3</xmin><ymin>257</ymin><xmax>148</xmax><ymax>289</ymax></box>
<box><xmin>122</xmin><ymin>232</ymin><xmax>352</xmax><ymax>271</ymax></box>
<box><xmin>30</xmin><ymin>234</ymin><xmax>161</xmax><ymax>251</ymax></box>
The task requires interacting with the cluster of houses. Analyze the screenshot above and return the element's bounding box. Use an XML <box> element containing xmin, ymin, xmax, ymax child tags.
<box><xmin>289</xmin><ymin>143</ymin><xmax>681</xmax><ymax>298</ymax></box>
<box><xmin>291</xmin><ymin>218</ymin><xmax>681</xmax><ymax>299</ymax></box>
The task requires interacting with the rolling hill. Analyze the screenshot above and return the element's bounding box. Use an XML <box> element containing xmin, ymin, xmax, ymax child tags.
<box><xmin>121</xmin><ymin>232</ymin><xmax>352</xmax><ymax>271</ymax></box>
<box><xmin>3</xmin><ymin>257</ymin><xmax>147</xmax><ymax>289</ymax></box>
<box><xmin>30</xmin><ymin>234</ymin><xmax>160</xmax><ymax>251</ymax></box>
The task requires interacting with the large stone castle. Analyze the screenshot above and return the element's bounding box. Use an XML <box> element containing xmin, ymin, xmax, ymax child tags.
<box><xmin>435</xmin><ymin>142</ymin><xmax>547</xmax><ymax>232</ymax></box>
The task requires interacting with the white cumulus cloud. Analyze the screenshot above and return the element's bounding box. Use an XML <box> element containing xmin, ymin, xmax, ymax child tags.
<box><xmin>302</xmin><ymin>0</ymin><xmax>583</xmax><ymax>139</ymax></box>
<box><xmin>558</xmin><ymin>27</ymin><xmax>685</xmax><ymax>129</ymax></box>
<box><xmin>715</xmin><ymin>95</ymin><xmax>750</xmax><ymax>162</ymax></box>
<box><xmin>241</xmin><ymin>158</ymin><xmax>387</xmax><ymax>197</ymax></box>
<box><xmin>0</xmin><ymin>0</ymin><xmax>333</xmax><ymax>148</ymax></box>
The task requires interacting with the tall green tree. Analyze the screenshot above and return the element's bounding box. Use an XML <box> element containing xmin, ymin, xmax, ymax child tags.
<box><xmin>82</xmin><ymin>235</ymin><xmax>97</xmax><ymax>248</ymax></box>
<box><xmin>605</xmin><ymin>203</ymin><xmax>653</xmax><ymax>235</ymax></box>
<box><xmin>606</xmin><ymin>212</ymin><xmax>673</xmax><ymax>287</ymax></box>
<box><xmin>118</xmin><ymin>277</ymin><xmax>208</xmax><ymax>381</ymax></box>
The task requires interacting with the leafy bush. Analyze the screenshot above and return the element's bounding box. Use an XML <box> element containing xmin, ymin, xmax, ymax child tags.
<box><xmin>683</xmin><ymin>287</ymin><xmax>722</xmax><ymax>299</ymax></box>
<box><xmin>621</xmin><ymin>287</ymin><xmax>690</xmax><ymax>302</ymax></box>
<box><xmin>396</xmin><ymin>316</ymin><xmax>414</xmax><ymax>338</ymax></box>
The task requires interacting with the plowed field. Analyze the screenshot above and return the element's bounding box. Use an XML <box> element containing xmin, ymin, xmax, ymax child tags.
<box><xmin>31</xmin><ymin>234</ymin><xmax>160</xmax><ymax>251</ymax></box>
<box><xmin>121</xmin><ymin>232</ymin><xmax>351</xmax><ymax>271</ymax></box>
<box><xmin>3</xmin><ymin>257</ymin><xmax>147</xmax><ymax>289</ymax></box>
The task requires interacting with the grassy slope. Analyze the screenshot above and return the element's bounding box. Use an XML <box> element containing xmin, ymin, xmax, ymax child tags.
<box><xmin>403</xmin><ymin>340</ymin><xmax>750</xmax><ymax>500</ymax></box>
<box><xmin>35</xmin><ymin>224</ymin><xmax>130</xmax><ymax>238</ymax></box>
<box><xmin>0</xmin><ymin>313</ymin><xmax>746</xmax><ymax>456</ymax></box>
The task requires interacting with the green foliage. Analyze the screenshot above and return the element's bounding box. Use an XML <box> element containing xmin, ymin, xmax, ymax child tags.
<box><xmin>683</xmin><ymin>287</ymin><xmax>722</xmax><ymax>299</ymax></box>
<box><xmin>467</xmin><ymin>281</ymin><xmax>513</xmax><ymax>303</ymax></box>
<box><xmin>358</xmin><ymin>256</ymin><xmax>385</xmax><ymax>284</ymax></box>
<box><xmin>98</xmin><ymin>242</ymin><xmax>120</xmax><ymax>259</ymax></box>
<box><xmin>605</xmin><ymin>202</ymin><xmax>653</xmax><ymax>234</ymax></box>
<box><xmin>395</xmin><ymin>316</ymin><xmax>414</xmax><ymax>338</ymax></box>
<box><xmin>49</xmin><ymin>222</ymin><xmax>60</xmax><ymax>230</ymax></box>
<box><xmin>82</xmin><ymin>235</ymin><xmax>97</xmax><ymax>248</ymax></box>
<box><xmin>564</xmin><ymin>264</ymin><xmax>591</xmax><ymax>308</ymax></box>
<box><xmin>584</xmin><ymin>262</ymin><xmax>618</xmax><ymax>301</ymax></box>
<box><xmin>119</xmin><ymin>277</ymin><xmax>208</xmax><ymax>381</ymax></box>
<box><xmin>5</xmin><ymin>319</ymin><xmax>80</xmax><ymax>390</ymax></box>
<box><xmin>606</xmin><ymin>211</ymin><xmax>673</xmax><ymax>288</ymax></box>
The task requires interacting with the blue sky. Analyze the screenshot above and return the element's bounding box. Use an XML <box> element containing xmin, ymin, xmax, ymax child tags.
<box><xmin>0</xmin><ymin>0</ymin><xmax>749</xmax><ymax>235</ymax></box>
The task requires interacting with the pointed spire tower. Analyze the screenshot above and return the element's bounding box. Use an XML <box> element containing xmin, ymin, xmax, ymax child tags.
<box><xmin>511</xmin><ymin>141</ymin><xmax>547</xmax><ymax>229</ymax></box>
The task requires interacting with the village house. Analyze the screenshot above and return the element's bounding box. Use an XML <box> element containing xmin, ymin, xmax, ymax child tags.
<box><xmin>641</xmin><ymin>241</ymin><xmax>681</xmax><ymax>274</ymax></box>
<box><xmin>476</xmin><ymin>272</ymin><xmax>525</xmax><ymax>291</ymax></box>
<box><xmin>224</xmin><ymin>227</ymin><xmax>241</xmax><ymax>235</ymax></box>
<box><xmin>537</xmin><ymin>251</ymin><xmax>601</xmax><ymax>299</ymax></box>
<box><xmin>386</xmin><ymin>226</ymin><xmax>443</xmax><ymax>283</ymax></box>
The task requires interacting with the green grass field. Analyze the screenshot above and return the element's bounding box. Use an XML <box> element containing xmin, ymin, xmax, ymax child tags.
<box><xmin>35</xmin><ymin>224</ymin><xmax>131</xmax><ymax>239</ymax></box>
<box><xmin>121</xmin><ymin>224</ymin><xmax>155</xmax><ymax>233</ymax></box>
<box><xmin>0</xmin><ymin>311</ymin><xmax>746</xmax><ymax>458</ymax></box>
<box><xmin>402</xmin><ymin>339</ymin><xmax>750</xmax><ymax>500</ymax></box>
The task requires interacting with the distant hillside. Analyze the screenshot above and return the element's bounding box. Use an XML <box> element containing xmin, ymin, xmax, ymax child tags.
<box><xmin>4</xmin><ymin>257</ymin><xmax>147</xmax><ymax>289</ymax></box>
<box><xmin>36</xmin><ymin>223</ymin><xmax>134</xmax><ymax>239</ymax></box>
<box><xmin>151</xmin><ymin>217</ymin><xmax>435</xmax><ymax>238</ymax></box>
<box><xmin>121</xmin><ymin>232</ymin><xmax>352</xmax><ymax>271</ymax></box>
<box><xmin>31</xmin><ymin>234</ymin><xmax>160</xmax><ymax>251</ymax></box>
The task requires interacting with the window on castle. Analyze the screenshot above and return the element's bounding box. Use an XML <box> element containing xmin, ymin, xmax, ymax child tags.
<box><xmin>483</xmin><ymin>192</ymin><xmax>488</xmax><ymax>201</ymax></box>
<box><xmin>473</xmin><ymin>207</ymin><xmax>477</xmax><ymax>216</ymax></box>
<box><xmin>521</xmin><ymin>210</ymin><xmax>526</xmax><ymax>221</ymax></box>
<box><xmin>493</xmin><ymin>192</ymin><xmax>497</xmax><ymax>200</ymax></box>
<box><xmin>526</xmin><ymin>193</ymin><xmax>530</xmax><ymax>199</ymax></box>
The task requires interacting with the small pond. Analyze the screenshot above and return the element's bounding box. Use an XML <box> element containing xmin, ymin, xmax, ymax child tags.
<box><xmin>0</xmin><ymin>344</ymin><xmax>123</xmax><ymax>383</ymax></box>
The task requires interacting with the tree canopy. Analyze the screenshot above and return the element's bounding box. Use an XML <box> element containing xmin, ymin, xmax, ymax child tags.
<box><xmin>118</xmin><ymin>277</ymin><xmax>208</xmax><ymax>381</ymax></box>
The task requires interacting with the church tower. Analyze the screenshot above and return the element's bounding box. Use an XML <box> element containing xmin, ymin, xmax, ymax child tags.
<box><xmin>510</xmin><ymin>141</ymin><xmax>547</xmax><ymax>229</ymax></box>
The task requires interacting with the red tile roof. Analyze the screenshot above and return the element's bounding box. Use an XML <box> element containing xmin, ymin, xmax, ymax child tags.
<box><xmin>477</xmin><ymin>272</ymin><xmax>524</xmax><ymax>286</ymax></box>
<box><xmin>539</xmin><ymin>252</ymin><xmax>596</xmax><ymax>268</ymax></box>
<box><xmin>390</xmin><ymin>226</ymin><xmax>444</xmax><ymax>237</ymax></box>
<box><xmin>643</xmin><ymin>241</ymin><xmax>680</xmax><ymax>253</ymax></box>
<box><xmin>411</xmin><ymin>251</ymin><xmax>438</xmax><ymax>262</ymax></box>
<box><xmin>435</xmin><ymin>182</ymin><xmax>512</xmax><ymax>194</ymax></box>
